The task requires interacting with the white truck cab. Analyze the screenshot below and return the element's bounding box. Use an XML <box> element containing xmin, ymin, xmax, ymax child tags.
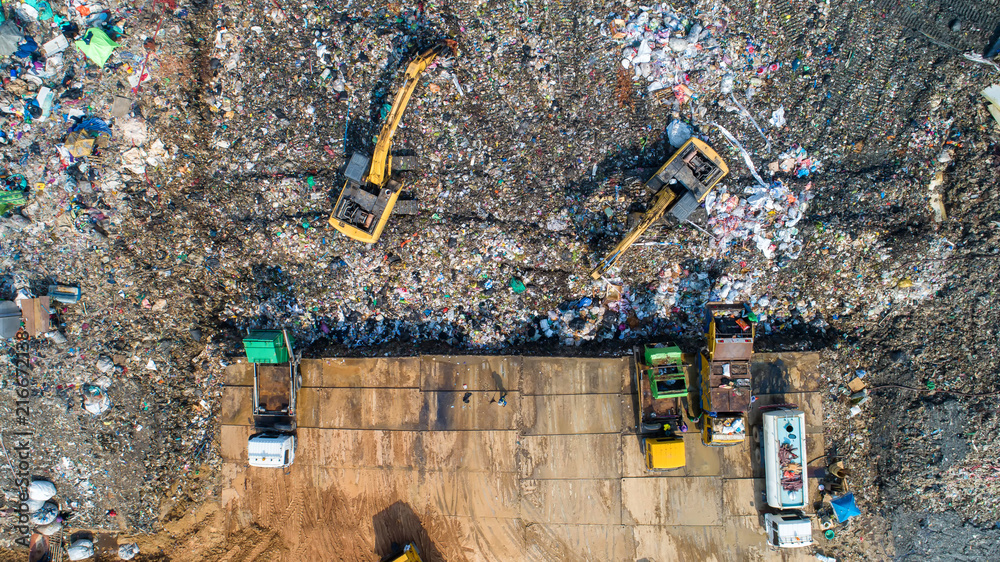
<box><xmin>248</xmin><ymin>433</ymin><xmax>296</xmax><ymax>468</ymax></box>
<box><xmin>763</xmin><ymin>512</ymin><xmax>814</xmax><ymax>548</ymax></box>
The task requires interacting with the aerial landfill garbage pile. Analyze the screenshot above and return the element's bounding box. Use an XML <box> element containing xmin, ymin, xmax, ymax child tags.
<box><xmin>0</xmin><ymin>0</ymin><xmax>996</xmax><ymax>559</ymax></box>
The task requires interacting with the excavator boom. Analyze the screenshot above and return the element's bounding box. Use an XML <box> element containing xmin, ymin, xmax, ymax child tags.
<box><xmin>590</xmin><ymin>138</ymin><xmax>728</xmax><ymax>279</ymax></box>
<box><xmin>367</xmin><ymin>43</ymin><xmax>449</xmax><ymax>187</ymax></box>
<box><xmin>589</xmin><ymin>188</ymin><xmax>678</xmax><ymax>278</ymax></box>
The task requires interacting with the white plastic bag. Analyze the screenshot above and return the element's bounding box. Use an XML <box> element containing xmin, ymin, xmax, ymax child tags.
<box><xmin>28</xmin><ymin>479</ymin><xmax>57</xmax><ymax>501</ymax></box>
<box><xmin>118</xmin><ymin>543</ymin><xmax>140</xmax><ymax>560</ymax></box>
<box><xmin>36</xmin><ymin>520</ymin><xmax>63</xmax><ymax>536</ymax></box>
<box><xmin>666</xmin><ymin>120</ymin><xmax>692</xmax><ymax>148</ymax></box>
<box><xmin>67</xmin><ymin>539</ymin><xmax>94</xmax><ymax>561</ymax></box>
<box><xmin>31</xmin><ymin>501</ymin><xmax>58</xmax><ymax>525</ymax></box>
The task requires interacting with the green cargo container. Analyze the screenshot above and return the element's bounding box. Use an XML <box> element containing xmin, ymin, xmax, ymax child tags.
<box><xmin>643</xmin><ymin>344</ymin><xmax>687</xmax><ymax>400</ymax></box>
<box><xmin>644</xmin><ymin>344</ymin><xmax>683</xmax><ymax>368</ymax></box>
<box><xmin>243</xmin><ymin>330</ymin><xmax>293</xmax><ymax>364</ymax></box>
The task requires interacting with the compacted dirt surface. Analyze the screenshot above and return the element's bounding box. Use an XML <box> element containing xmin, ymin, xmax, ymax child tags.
<box><xmin>1</xmin><ymin>0</ymin><xmax>1000</xmax><ymax>559</ymax></box>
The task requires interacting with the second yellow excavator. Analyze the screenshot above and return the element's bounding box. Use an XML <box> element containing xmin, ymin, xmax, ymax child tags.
<box><xmin>329</xmin><ymin>41</ymin><xmax>457</xmax><ymax>244</ymax></box>
<box><xmin>590</xmin><ymin>138</ymin><xmax>729</xmax><ymax>279</ymax></box>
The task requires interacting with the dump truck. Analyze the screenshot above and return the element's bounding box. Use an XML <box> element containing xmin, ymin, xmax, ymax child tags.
<box><xmin>329</xmin><ymin>41</ymin><xmax>456</xmax><ymax>244</ymax></box>
<box><xmin>699</xmin><ymin>302</ymin><xmax>755</xmax><ymax>446</ymax></box>
<box><xmin>244</xmin><ymin>329</ymin><xmax>300</xmax><ymax>468</ymax></box>
<box><xmin>757</xmin><ymin>407</ymin><xmax>814</xmax><ymax>548</ymax></box>
<box><xmin>760</xmin><ymin>408</ymin><xmax>808</xmax><ymax>510</ymax></box>
<box><xmin>590</xmin><ymin>138</ymin><xmax>728</xmax><ymax>279</ymax></box>
<box><xmin>634</xmin><ymin>343</ymin><xmax>689</xmax><ymax>470</ymax></box>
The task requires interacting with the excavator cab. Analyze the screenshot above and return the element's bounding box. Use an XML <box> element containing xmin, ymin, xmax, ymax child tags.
<box><xmin>331</xmin><ymin>152</ymin><xmax>405</xmax><ymax>242</ymax></box>
<box><xmin>643</xmin><ymin>138</ymin><xmax>729</xmax><ymax>222</ymax></box>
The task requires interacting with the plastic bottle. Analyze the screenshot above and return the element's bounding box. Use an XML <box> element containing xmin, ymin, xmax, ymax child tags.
<box><xmin>720</xmin><ymin>74</ymin><xmax>734</xmax><ymax>95</ymax></box>
<box><xmin>36</xmin><ymin>87</ymin><xmax>54</xmax><ymax>121</ymax></box>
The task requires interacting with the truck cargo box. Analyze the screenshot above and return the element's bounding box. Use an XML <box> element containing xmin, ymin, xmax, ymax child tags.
<box><xmin>762</xmin><ymin>409</ymin><xmax>808</xmax><ymax>509</ymax></box>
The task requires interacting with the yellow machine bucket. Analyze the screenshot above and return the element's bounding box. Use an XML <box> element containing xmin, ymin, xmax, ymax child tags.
<box><xmin>644</xmin><ymin>437</ymin><xmax>686</xmax><ymax>470</ymax></box>
<box><xmin>388</xmin><ymin>544</ymin><xmax>423</xmax><ymax>562</ymax></box>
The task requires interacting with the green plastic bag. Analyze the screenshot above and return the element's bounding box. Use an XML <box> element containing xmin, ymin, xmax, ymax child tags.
<box><xmin>509</xmin><ymin>278</ymin><xmax>526</xmax><ymax>294</ymax></box>
<box><xmin>24</xmin><ymin>0</ymin><xmax>54</xmax><ymax>21</ymax></box>
<box><xmin>74</xmin><ymin>28</ymin><xmax>119</xmax><ymax>67</ymax></box>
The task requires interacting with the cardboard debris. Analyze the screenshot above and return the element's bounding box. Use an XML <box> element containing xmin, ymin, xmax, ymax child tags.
<box><xmin>63</xmin><ymin>128</ymin><xmax>111</xmax><ymax>159</ymax></box>
<box><xmin>17</xmin><ymin>297</ymin><xmax>50</xmax><ymax>337</ymax></box>
<box><xmin>847</xmin><ymin>377</ymin><xmax>867</xmax><ymax>393</ymax></box>
<box><xmin>111</xmin><ymin>96</ymin><xmax>133</xmax><ymax>119</ymax></box>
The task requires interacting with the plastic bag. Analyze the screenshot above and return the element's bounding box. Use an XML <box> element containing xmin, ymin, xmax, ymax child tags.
<box><xmin>118</xmin><ymin>543</ymin><xmax>140</xmax><ymax>560</ymax></box>
<box><xmin>31</xmin><ymin>502</ymin><xmax>58</xmax><ymax>525</ymax></box>
<box><xmin>667</xmin><ymin>120</ymin><xmax>693</xmax><ymax>148</ymax></box>
<box><xmin>28</xmin><ymin>479</ymin><xmax>57</xmax><ymax>501</ymax></box>
<box><xmin>36</xmin><ymin>520</ymin><xmax>63</xmax><ymax>536</ymax></box>
<box><xmin>67</xmin><ymin>539</ymin><xmax>94</xmax><ymax>561</ymax></box>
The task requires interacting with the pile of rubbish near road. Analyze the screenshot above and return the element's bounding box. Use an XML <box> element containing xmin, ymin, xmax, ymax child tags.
<box><xmin>613</xmin><ymin>2</ymin><xmax>734</xmax><ymax>104</ymax></box>
<box><xmin>0</xmin><ymin>3</ymin><xmax>996</xmax><ymax>560</ymax></box>
<box><xmin>0</xmin><ymin>0</ymin><xmax>181</xmax><ymax>241</ymax></box>
<box><xmin>22</xmin><ymin>468</ymin><xmax>142</xmax><ymax>560</ymax></box>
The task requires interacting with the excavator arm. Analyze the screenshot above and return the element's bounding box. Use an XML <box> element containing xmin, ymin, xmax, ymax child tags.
<box><xmin>589</xmin><ymin>187</ymin><xmax>679</xmax><ymax>279</ymax></box>
<box><xmin>589</xmin><ymin>138</ymin><xmax>729</xmax><ymax>280</ymax></box>
<box><xmin>366</xmin><ymin>42</ymin><xmax>453</xmax><ymax>187</ymax></box>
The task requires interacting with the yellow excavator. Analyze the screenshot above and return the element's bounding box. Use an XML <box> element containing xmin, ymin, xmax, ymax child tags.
<box><xmin>589</xmin><ymin>138</ymin><xmax>729</xmax><ymax>279</ymax></box>
<box><xmin>329</xmin><ymin>41</ymin><xmax>457</xmax><ymax>244</ymax></box>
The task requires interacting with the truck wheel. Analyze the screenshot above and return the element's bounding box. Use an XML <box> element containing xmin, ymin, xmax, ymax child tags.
<box><xmin>273</xmin><ymin>423</ymin><xmax>294</xmax><ymax>432</ymax></box>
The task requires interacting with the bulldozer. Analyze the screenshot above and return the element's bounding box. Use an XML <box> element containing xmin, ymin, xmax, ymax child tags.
<box><xmin>699</xmin><ymin>303</ymin><xmax>755</xmax><ymax>447</ymax></box>
<box><xmin>329</xmin><ymin>41</ymin><xmax>457</xmax><ymax>244</ymax></box>
<box><xmin>590</xmin><ymin>138</ymin><xmax>728</xmax><ymax>279</ymax></box>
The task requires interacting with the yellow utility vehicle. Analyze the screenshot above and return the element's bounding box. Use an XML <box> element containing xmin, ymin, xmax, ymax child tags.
<box><xmin>330</xmin><ymin>41</ymin><xmax>456</xmax><ymax>244</ymax></box>
<box><xmin>635</xmin><ymin>344</ymin><xmax>691</xmax><ymax>471</ymax></box>
<box><xmin>386</xmin><ymin>543</ymin><xmax>422</xmax><ymax>562</ymax></box>
<box><xmin>590</xmin><ymin>138</ymin><xmax>728</xmax><ymax>279</ymax></box>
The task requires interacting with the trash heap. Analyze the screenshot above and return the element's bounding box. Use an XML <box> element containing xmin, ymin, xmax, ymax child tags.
<box><xmin>615</xmin><ymin>3</ymin><xmax>730</xmax><ymax>99</ymax></box>
<box><xmin>704</xmin><ymin>145</ymin><xmax>821</xmax><ymax>263</ymax></box>
<box><xmin>14</xmin><ymin>477</ymin><xmax>139</xmax><ymax>560</ymax></box>
<box><xmin>0</xmin><ymin>0</ymin><xmax>996</xmax><ymax>557</ymax></box>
